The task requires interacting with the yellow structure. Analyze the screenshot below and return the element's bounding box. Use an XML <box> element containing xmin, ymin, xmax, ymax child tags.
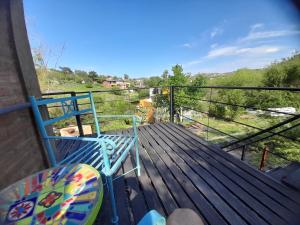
<box><xmin>138</xmin><ymin>99</ymin><xmax>155</xmax><ymax>123</ymax></box>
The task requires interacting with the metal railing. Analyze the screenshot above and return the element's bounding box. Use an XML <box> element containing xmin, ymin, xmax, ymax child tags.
<box><xmin>2</xmin><ymin>85</ymin><xmax>298</xmax><ymax>171</ymax></box>
<box><xmin>171</xmin><ymin>86</ymin><xmax>300</xmax><ymax>170</ymax></box>
<box><xmin>40</xmin><ymin>85</ymin><xmax>300</xmax><ymax>170</ymax></box>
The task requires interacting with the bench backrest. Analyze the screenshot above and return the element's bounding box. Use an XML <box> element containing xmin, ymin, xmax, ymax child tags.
<box><xmin>30</xmin><ymin>92</ymin><xmax>101</xmax><ymax>136</ymax></box>
<box><xmin>29</xmin><ymin>92</ymin><xmax>101</xmax><ymax>165</ymax></box>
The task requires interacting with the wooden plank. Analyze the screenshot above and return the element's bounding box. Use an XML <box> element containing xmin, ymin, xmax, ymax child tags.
<box><xmin>158</xmin><ymin>123</ymin><xmax>291</xmax><ymax>225</ymax></box>
<box><xmin>123</xmin><ymin>154</ymin><xmax>148</xmax><ymax>224</ymax></box>
<box><xmin>56</xmin><ymin>139</ymin><xmax>82</xmax><ymax>161</ymax></box>
<box><xmin>139</xmin><ymin>126</ymin><xmax>225</xmax><ymax>225</ymax></box>
<box><xmin>142</xmin><ymin>125</ymin><xmax>248</xmax><ymax>225</ymax></box>
<box><xmin>123</xmin><ymin>130</ymin><xmax>166</xmax><ymax>216</ymax></box>
<box><xmin>167</xmin><ymin>123</ymin><xmax>300</xmax><ymax>221</ymax></box>
<box><xmin>96</xmin><ymin>168</ymin><xmax>132</xmax><ymax>225</ymax></box>
<box><xmin>94</xmin><ymin>186</ymin><xmax>111</xmax><ymax>225</ymax></box>
<box><xmin>171</xmin><ymin>122</ymin><xmax>300</xmax><ymax>202</ymax></box>
<box><xmin>138</xmin><ymin>128</ymin><xmax>199</xmax><ymax>212</ymax></box>
<box><xmin>170</xmin><ymin>123</ymin><xmax>300</xmax><ymax>202</ymax></box>
<box><xmin>55</xmin><ymin>139</ymin><xmax>73</xmax><ymax>160</ymax></box>
<box><xmin>147</xmin><ymin>124</ymin><xmax>270</xmax><ymax>225</ymax></box>
<box><xmin>135</xmin><ymin>134</ymin><xmax>179</xmax><ymax>215</ymax></box>
<box><xmin>114</xmin><ymin>166</ymin><xmax>132</xmax><ymax>225</ymax></box>
<box><xmin>138</xmin><ymin>142</ymin><xmax>178</xmax><ymax>215</ymax></box>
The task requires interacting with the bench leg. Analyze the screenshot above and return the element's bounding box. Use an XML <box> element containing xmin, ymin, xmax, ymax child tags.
<box><xmin>135</xmin><ymin>138</ymin><xmax>141</xmax><ymax>176</ymax></box>
<box><xmin>108</xmin><ymin>175</ymin><xmax>119</xmax><ymax>224</ymax></box>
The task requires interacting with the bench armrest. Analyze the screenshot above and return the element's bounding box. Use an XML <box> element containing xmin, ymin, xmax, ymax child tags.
<box><xmin>97</xmin><ymin>115</ymin><xmax>141</xmax><ymax>127</ymax></box>
<box><xmin>47</xmin><ymin>136</ymin><xmax>100</xmax><ymax>142</ymax></box>
<box><xmin>46</xmin><ymin>135</ymin><xmax>116</xmax><ymax>149</ymax></box>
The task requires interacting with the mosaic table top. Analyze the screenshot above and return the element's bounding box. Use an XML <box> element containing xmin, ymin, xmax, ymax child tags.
<box><xmin>0</xmin><ymin>164</ymin><xmax>103</xmax><ymax>225</ymax></box>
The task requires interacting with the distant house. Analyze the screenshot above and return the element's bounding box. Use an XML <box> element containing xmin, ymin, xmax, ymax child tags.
<box><xmin>134</xmin><ymin>79</ymin><xmax>145</xmax><ymax>88</ymax></box>
<box><xmin>102</xmin><ymin>78</ymin><xmax>130</xmax><ymax>89</ymax></box>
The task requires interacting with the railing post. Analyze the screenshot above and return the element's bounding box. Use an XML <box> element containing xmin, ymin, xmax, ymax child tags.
<box><xmin>259</xmin><ymin>145</ymin><xmax>269</xmax><ymax>170</ymax></box>
<box><xmin>71</xmin><ymin>92</ymin><xmax>84</xmax><ymax>137</ymax></box>
<box><xmin>169</xmin><ymin>86</ymin><xmax>174</xmax><ymax>123</ymax></box>
<box><xmin>241</xmin><ymin>145</ymin><xmax>246</xmax><ymax>161</ymax></box>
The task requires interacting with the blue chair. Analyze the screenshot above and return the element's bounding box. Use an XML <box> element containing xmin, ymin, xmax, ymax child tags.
<box><xmin>29</xmin><ymin>92</ymin><xmax>140</xmax><ymax>224</ymax></box>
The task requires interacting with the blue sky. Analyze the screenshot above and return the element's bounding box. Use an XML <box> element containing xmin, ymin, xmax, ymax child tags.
<box><xmin>24</xmin><ymin>0</ymin><xmax>300</xmax><ymax>78</ymax></box>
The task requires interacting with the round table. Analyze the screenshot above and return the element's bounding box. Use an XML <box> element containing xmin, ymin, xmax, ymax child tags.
<box><xmin>0</xmin><ymin>164</ymin><xmax>103</xmax><ymax>225</ymax></box>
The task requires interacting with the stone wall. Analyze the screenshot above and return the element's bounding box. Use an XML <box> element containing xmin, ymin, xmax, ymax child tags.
<box><xmin>0</xmin><ymin>0</ymin><xmax>47</xmax><ymax>189</ymax></box>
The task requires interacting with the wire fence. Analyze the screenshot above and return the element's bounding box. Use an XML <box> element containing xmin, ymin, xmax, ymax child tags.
<box><xmin>172</xmin><ymin>86</ymin><xmax>300</xmax><ymax>171</ymax></box>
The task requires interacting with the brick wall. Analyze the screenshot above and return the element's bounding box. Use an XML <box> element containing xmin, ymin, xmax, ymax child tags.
<box><xmin>0</xmin><ymin>0</ymin><xmax>47</xmax><ymax>189</ymax></box>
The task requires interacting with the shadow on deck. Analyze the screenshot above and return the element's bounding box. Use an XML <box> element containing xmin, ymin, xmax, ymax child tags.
<box><xmin>64</xmin><ymin>123</ymin><xmax>300</xmax><ymax>225</ymax></box>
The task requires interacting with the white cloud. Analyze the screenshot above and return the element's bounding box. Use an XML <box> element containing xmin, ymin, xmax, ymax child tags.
<box><xmin>181</xmin><ymin>43</ymin><xmax>192</xmax><ymax>48</ymax></box>
<box><xmin>240</xmin><ymin>29</ymin><xmax>300</xmax><ymax>42</ymax></box>
<box><xmin>186</xmin><ymin>59</ymin><xmax>204</xmax><ymax>66</ymax></box>
<box><xmin>207</xmin><ymin>45</ymin><xmax>280</xmax><ymax>58</ymax></box>
<box><xmin>250</xmin><ymin>23</ymin><xmax>264</xmax><ymax>32</ymax></box>
<box><xmin>210</xmin><ymin>27</ymin><xmax>223</xmax><ymax>38</ymax></box>
<box><xmin>184</xmin><ymin>24</ymin><xmax>299</xmax><ymax>72</ymax></box>
<box><xmin>207</xmin><ymin>46</ymin><xmax>238</xmax><ymax>58</ymax></box>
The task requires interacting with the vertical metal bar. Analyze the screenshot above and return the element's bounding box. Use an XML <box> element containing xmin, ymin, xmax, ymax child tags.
<box><xmin>207</xmin><ymin>88</ymin><xmax>213</xmax><ymax>141</ymax></box>
<box><xmin>71</xmin><ymin>92</ymin><xmax>84</xmax><ymax>137</ymax></box>
<box><xmin>180</xmin><ymin>107</ymin><xmax>183</xmax><ymax>123</ymax></box>
<box><xmin>133</xmin><ymin>116</ymin><xmax>140</xmax><ymax>176</ymax></box>
<box><xmin>259</xmin><ymin>145</ymin><xmax>269</xmax><ymax>170</ymax></box>
<box><xmin>107</xmin><ymin>175</ymin><xmax>119</xmax><ymax>224</ymax></box>
<box><xmin>89</xmin><ymin>91</ymin><xmax>101</xmax><ymax>136</ymax></box>
<box><xmin>241</xmin><ymin>145</ymin><xmax>246</xmax><ymax>161</ymax></box>
<box><xmin>169</xmin><ymin>86</ymin><xmax>174</xmax><ymax>123</ymax></box>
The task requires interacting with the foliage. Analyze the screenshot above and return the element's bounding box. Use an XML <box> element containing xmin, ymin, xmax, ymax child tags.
<box><xmin>207</xmin><ymin>89</ymin><xmax>245</xmax><ymax>119</ymax></box>
<box><xmin>88</xmin><ymin>71</ymin><xmax>98</xmax><ymax>81</ymax></box>
<box><xmin>137</xmin><ymin>89</ymin><xmax>149</xmax><ymax>99</ymax></box>
<box><xmin>186</xmin><ymin>74</ymin><xmax>207</xmax><ymax>97</ymax></box>
<box><xmin>85</xmin><ymin>83</ymin><xmax>93</xmax><ymax>88</ymax></box>
<box><xmin>144</xmin><ymin>76</ymin><xmax>164</xmax><ymax>87</ymax></box>
<box><xmin>209</xmin><ymin>68</ymin><xmax>264</xmax><ymax>87</ymax></box>
<box><xmin>208</xmin><ymin>104</ymin><xmax>226</xmax><ymax>119</ymax></box>
<box><xmin>111</xmin><ymin>87</ymin><xmax>123</xmax><ymax>95</ymax></box>
<box><xmin>59</xmin><ymin>66</ymin><xmax>73</xmax><ymax>74</ymax></box>
<box><xmin>162</xmin><ymin>70</ymin><xmax>169</xmax><ymax>79</ymax></box>
<box><xmin>168</xmin><ymin>64</ymin><xmax>189</xmax><ymax>86</ymax></box>
<box><xmin>263</xmin><ymin>54</ymin><xmax>300</xmax><ymax>87</ymax></box>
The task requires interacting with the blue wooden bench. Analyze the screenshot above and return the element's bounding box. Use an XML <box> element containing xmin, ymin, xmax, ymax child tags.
<box><xmin>29</xmin><ymin>92</ymin><xmax>140</xmax><ymax>224</ymax></box>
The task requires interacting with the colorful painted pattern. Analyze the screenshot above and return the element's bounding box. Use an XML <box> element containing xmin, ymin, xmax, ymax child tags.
<box><xmin>0</xmin><ymin>164</ymin><xmax>103</xmax><ymax>225</ymax></box>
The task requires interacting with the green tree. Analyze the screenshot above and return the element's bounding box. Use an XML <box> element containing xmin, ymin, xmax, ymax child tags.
<box><xmin>74</xmin><ymin>70</ymin><xmax>88</xmax><ymax>76</ymax></box>
<box><xmin>284</xmin><ymin>64</ymin><xmax>300</xmax><ymax>87</ymax></box>
<box><xmin>144</xmin><ymin>76</ymin><xmax>163</xmax><ymax>87</ymax></box>
<box><xmin>263</xmin><ymin>65</ymin><xmax>286</xmax><ymax>87</ymax></box>
<box><xmin>88</xmin><ymin>71</ymin><xmax>98</xmax><ymax>81</ymax></box>
<box><xmin>59</xmin><ymin>66</ymin><xmax>73</xmax><ymax>74</ymax></box>
<box><xmin>124</xmin><ymin>74</ymin><xmax>129</xmax><ymax>80</ymax></box>
<box><xmin>162</xmin><ymin>70</ymin><xmax>169</xmax><ymax>80</ymax></box>
<box><xmin>168</xmin><ymin>64</ymin><xmax>188</xmax><ymax>86</ymax></box>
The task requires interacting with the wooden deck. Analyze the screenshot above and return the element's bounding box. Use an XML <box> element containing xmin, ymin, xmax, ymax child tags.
<box><xmin>60</xmin><ymin>123</ymin><xmax>300</xmax><ymax>225</ymax></box>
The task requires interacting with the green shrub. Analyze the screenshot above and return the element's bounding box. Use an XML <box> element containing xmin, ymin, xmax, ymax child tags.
<box><xmin>85</xmin><ymin>83</ymin><xmax>93</xmax><ymax>88</ymax></box>
<box><xmin>137</xmin><ymin>89</ymin><xmax>149</xmax><ymax>99</ymax></box>
<box><xmin>111</xmin><ymin>87</ymin><xmax>123</xmax><ymax>95</ymax></box>
<box><xmin>209</xmin><ymin>104</ymin><xmax>226</xmax><ymax>119</ymax></box>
